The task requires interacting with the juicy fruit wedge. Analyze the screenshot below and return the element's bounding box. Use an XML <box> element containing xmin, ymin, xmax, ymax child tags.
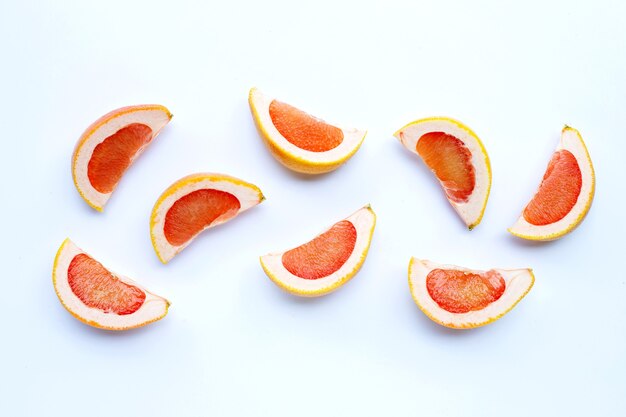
<box><xmin>394</xmin><ymin>117</ymin><xmax>491</xmax><ymax>229</ymax></box>
<box><xmin>53</xmin><ymin>239</ymin><xmax>169</xmax><ymax>330</ymax></box>
<box><xmin>260</xmin><ymin>206</ymin><xmax>376</xmax><ymax>297</ymax></box>
<box><xmin>72</xmin><ymin>105</ymin><xmax>172</xmax><ymax>211</ymax></box>
<box><xmin>509</xmin><ymin>126</ymin><xmax>595</xmax><ymax>241</ymax></box>
<box><xmin>408</xmin><ymin>259</ymin><xmax>534</xmax><ymax>329</ymax></box>
<box><xmin>248</xmin><ymin>88</ymin><xmax>367</xmax><ymax>174</ymax></box>
<box><xmin>150</xmin><ymin>173</ymin><xmax>265</xmax><ymax>263</ymax></box>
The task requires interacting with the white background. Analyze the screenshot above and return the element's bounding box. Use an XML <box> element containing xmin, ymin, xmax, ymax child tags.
<box><xmin>1</xmin><ymin>1</ymin><xmax>625</xmax><ymax>416</ymax></box>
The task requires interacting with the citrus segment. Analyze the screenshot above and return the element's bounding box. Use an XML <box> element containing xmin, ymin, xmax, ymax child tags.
<box><xmin>53</xmin><ymin>239</ymin><xmax>169</xmax><ymax>330</ymax></box>
<box><xmin>416</xmin><ymin>132</ymin><xmax>476</xmax><ymax>203</ymax></box>
<box><xmin>509</xmin><ymin>126</ymin><xmax>595</xmax><ymax>240</ymax></box>
<box><xmin>164</xmin><ymin>189</ymin><xmax>241</xmax><ymax>246</ymax></box>
<box><xmin>523</xmin><ymin>150</ymin><xmax>582</xmax><ymax>225</ymax></box>
<box><xmin>282</xmin><ymin>220</ymin><xmax>357</xmax><ymax>279</ymax></box>
<box><xmin>72</xmin><ymin>105</ymin><xmax>172</xmax><ymax>211</ymax></box>
<box><xmin>87</xmin><ymin>123</ymin><xmax>153</xmax><ymax>193</ymax></box>
<box><xmin>249</xmin><ymin>88</ymin><xmax>367</xmax><ymax>174</ymax></box>
<box><xmin>260</xmin><ymin>206</ymin><xmax>376</xmax><ymax>297</ymax></box>
<box><xmin>150</xmin><ymin>173</ymin><xmax>265</xmax><ymax>263</ymax></box>
<box><xmin>426</xmin><ymin>269</ymin><xmax>505</xmax><ymax>314</ymax></box>
<box><xmin>269</xmin><ymin>100</ymin><xmax>344</xmax><ymax>152</ymax></box>
<box><xmin>409</xmin><ymin>259</ymin><xmax>534</xmax><ymax>329</ymax></box>
<box><xmin>394</xmin><ymin>117</ymin><xmax>491</xmax><ymax>229</ymax></box>
<box><xmin>68</xmin><ymin>254</ymin><xmax>146</xmax><ymax>315</ymax></box>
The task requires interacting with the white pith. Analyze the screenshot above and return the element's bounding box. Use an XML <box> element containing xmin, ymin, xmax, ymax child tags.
<box><xmin>53</xmin><ymin>239</ymin><xmax>169</xmax><ymax>330</ymax></box>
<box><xmin>151</xmin><ymin>175</ymin><xmax>264</xmax><ymax>263</ymax></box>
<box><xmin>508</xmin><ymin>127</ymin><xmax>595</xmax><ymax>240</ymax></box>
<box><xmin>394</xmin><ymin>119</ymin><xmax>490</xmax><ymax>228</ymax></box>
<box><xmin>249</xmin><ymin>88</ymin><xmax>366</xmax><ymax>163</ymax></box>
<box><xmin>73</xmin><ymin>107</ymin><xmax>171</xmax><ymax>210</ymax></box>
<box><xmin>408</xmin><ymin>259</ymin><xmax>534</xmax><ymax>328</ymax></box>
<box><xmin>260</xmin><ymin>206</ymin><xmax>376</xmax><ymax>296</ymax></box>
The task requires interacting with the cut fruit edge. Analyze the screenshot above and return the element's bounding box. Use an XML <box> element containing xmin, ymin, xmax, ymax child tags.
<box><xmin>248</xmin><ymin>87</ymin><xmax>367</xmax><ymax>172</ymax></box>
<box><xmin>150</xmin><ymin>173</ymin><xmax>265</xmax><ymax>264</ymax></box>
<box><xmin>393</xmin><ymin>117</ymin><xmax>492</xmax><ymax>229</ymax></box>
<box><xmin>72</xmin><ymin>105</ymin><xmax>172</xmax><ymax>211</ymax></box>
<box><xmin>52</xmin><ymin>238</ymin><xmax>170</xmax><ymax>330</ymax></box>
<box><xmin>408</xmin><ymin>258</ymin><xmax>534</xmax><ymax>329</ymax></box>
<box><xmin>508</xmin><ymin>126</ymin><xmax>595</xmax><ymax>241</ymax></box>
<box><xmin>260</xmin><ymin>205</ymin><xmax>376</xmax><ymax>297</ymax></box>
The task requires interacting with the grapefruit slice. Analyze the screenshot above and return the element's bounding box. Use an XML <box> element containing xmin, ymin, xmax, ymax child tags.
<box><xmin>260</xmin><ymin>206</ymin><xmax>376</xmax><ymax>297</ymax></box>
<box><xmin>53</xmin><ymin>239</ymin><xmax>169</xmax><ymax>330</ymax></box>
<box><xmin>72</xmin><ymin>105</ymin><xmax>172</xmax><ymax>211</ymax></box>
<box><xmin>150</xmin><ymin>173</ymin><xmax>265</xmax><ymax>263</ymax></box>
<box><xmin>408</xmin><ymin>258</ymin><xmax>534</xmax><ymax>329</ymax></box>
<box><xmin>394</xmin><ymin>117</ymin><xmax>492</xmax><ymax>229</ymax></box>
<box><xmin>248</xmin><ymin>88</ymin><xmax>367</xmax><ymax>174</ymax></box>
<box><xmin>509</xmin><ymin>126</ymin><xmax>595</xmax><ymax>241</ymax></box>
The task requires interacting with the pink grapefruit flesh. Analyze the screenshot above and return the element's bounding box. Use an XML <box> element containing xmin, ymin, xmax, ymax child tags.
<box><xmin>281</xmin><ymin>220</ymin><xmax>357</xmax><ymax>279</ymax></box>
<box><xmin>164</xmin><ymin>189</ymin><xmax>241</xmax><ymax>246</ymax></box>
<box><xmin>67</xmin><ymin>254</ymin><xmax>146</xmax><ymax>315</ymax></box>
<box><xmin>416</xmin><ymin>132</ymin><xmax>476</xmax><ymax>203</ymax></box>
<box><xmin>269</xmin><ymin>99</ymin><xmax>344</xmax><ymax>152</ymax></box>
<box><xmin>523</xmin><ymin>150</ymin><xmax>582</xmax><ymax>226</ymax></box>
<box><xmin>426</xmin><ymin>269</ymin><xmax>506</xmax><ymax>314</ymax></box>
<box><xmin>87</xmin><ymin>123</ymin><xmax>153</xmax><ymax>193</ymax></box>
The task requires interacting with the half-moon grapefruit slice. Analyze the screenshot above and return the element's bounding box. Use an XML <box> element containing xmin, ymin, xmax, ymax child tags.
<box><xmin>53</xmin><ymin>239</ymin><xmax>170</xmax><ymax>330</ymax></box>
<box><xmin>248</xmin><ymin>88</ymin><xmax>367</xmax><ymax>174</ymax></box>
<box><xmin>509</xmin><ymin>126</ymin><xmax>595</xmax><ymax>241</ymax></box>
<box><xmin>408</xmin><ymin>258</ymin><xmax>534</xmax><ymax>329</ymax></box>
<box><xmin>150</xmin><ymin>173</ymin><xmax>265</xmax><ymax>263</ymax></box>
<box><xmin>394</xmin><ymin>117</ymin><xmax>492</xmax><ymax>229</ymax></box>
<box><xmin>260</xmin><ymin>206</ymin><xmax>376</xmax><ymax>297</ymax></box>
<box><xmin>72</xmin><ymin>105</ymin><xmax>172</xmax><ymax>211</ymax></box>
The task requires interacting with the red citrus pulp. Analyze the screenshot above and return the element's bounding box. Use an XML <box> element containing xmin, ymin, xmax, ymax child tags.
<box><xmin>164</xmin><ymin>189</ymin><xmax>241</xmax><ymax>246</ymax></box>
<box><xmin>281</xmin><ymin>220</ymin><xmax>357</xmax><ymax>279</ymax></box>
<box><xmin>426</xmin><ymin>269</ymin><xmax>505</xmax><ymax>314</ymax></box>
<box><xmin>68</xmin><ymin>254</ymin><xmax>146</xmax><ymax>315</ymax></box>
<box><xmin>269</xmin><ymin>100</ymin><xmax>344</xmax><ymax>152</ymax></box>
<box><xmin>523</xmin><ymin>150</ymin><xmax>582</xmax><ymax>226</ymax></box>
<box><xmin>416</xmin><ymin>132</ymin><xmax>476</xmax><ymax>203</ymax></box>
